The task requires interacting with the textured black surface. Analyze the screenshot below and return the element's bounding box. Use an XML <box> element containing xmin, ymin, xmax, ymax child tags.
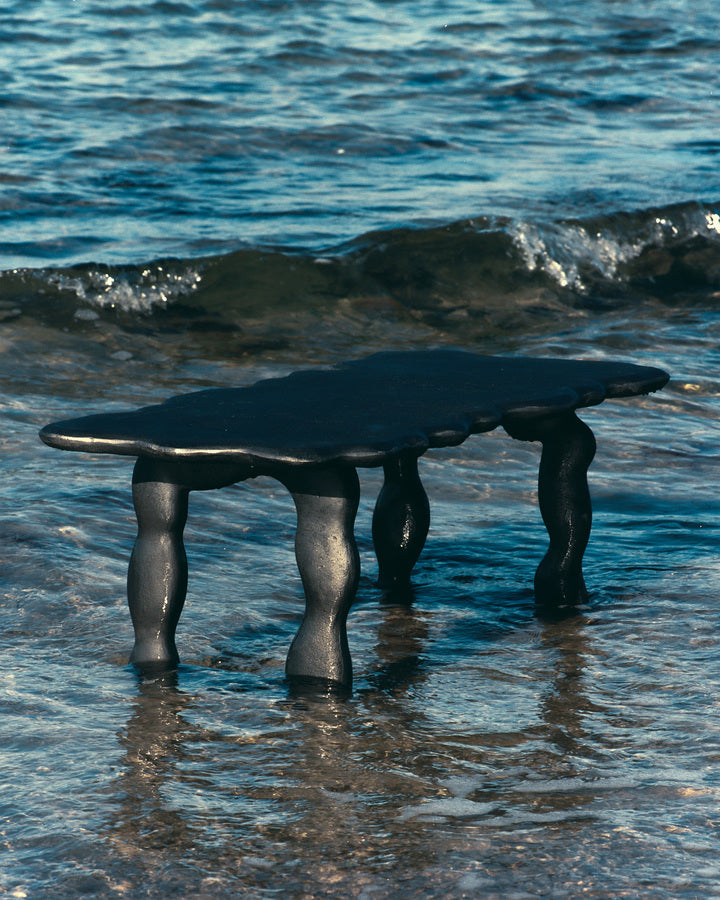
<box><xmin>39</xmin><ymin>350</ymin><xmax>669</xmax><ymax>466</ymax></box>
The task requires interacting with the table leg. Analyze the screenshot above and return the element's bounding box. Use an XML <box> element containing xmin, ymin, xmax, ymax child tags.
<box><xmin>504</xmin><ymin>411</ymin><xmax>596</xmax><ymax>608</ymax></box>
<box><xmin>128</xmin><ymin>457</ymin><xmax>249</xmax><ymax>671</ymax></box>
<box><xmin>281</xmin><ymin>466</ymin><xmax>360</xmax><ymax>688</ymax></box>
<box><xmin>372</xmin><ymin>454</ymin><xmax>430</xmax><ymax>590</ymax></box>
<box><xmin>128</xmin><ymin>457</ymin><xmax>190</xmax><ymax>670</ymax></box>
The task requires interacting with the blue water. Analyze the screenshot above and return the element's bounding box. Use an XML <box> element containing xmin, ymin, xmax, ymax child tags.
<box><xmin>2</xmin><ymin>1</ymin><xmax>720</xmax><ymax>897</ymax></box>
<box><xmin>3</xmin><ymin>0</ymin><xmax>719</xmax><ymax>266</ymax></box>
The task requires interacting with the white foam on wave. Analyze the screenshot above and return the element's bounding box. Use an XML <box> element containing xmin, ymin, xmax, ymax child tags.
<box><xmin>705</xmin><ymin>211</ymin><xmax>720</xmax><ymax>234</ymax></box>
<box><xmin>49</xmin><ymin>264</ymin><xmax>202</xmax><ymax>316</ymax></box>
<box><xmin>509</xmin><ymin>205</ymin><xmax>720</xmax><ymax>292</ymax></box>
<box><xmin>510</xmin><ymin>220</ymin><xmax>652</xmax><ymax>291</ymax></box>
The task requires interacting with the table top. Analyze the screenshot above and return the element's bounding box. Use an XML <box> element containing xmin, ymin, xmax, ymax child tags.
<box><xmin>39</xmin><ymin>349</ymin><xmax>669</xmax><ymax>467</ymax></box>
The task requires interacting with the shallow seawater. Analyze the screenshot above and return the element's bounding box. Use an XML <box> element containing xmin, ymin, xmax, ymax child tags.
<box><xmin>3</xmin><ymin>304</ymin><xmax>720</xmax><ymax>898</ymax></box>
<box><xmin>2</xmin><ymin>0</ymin><xmax>720</xmax><ymax>897</ymax></box>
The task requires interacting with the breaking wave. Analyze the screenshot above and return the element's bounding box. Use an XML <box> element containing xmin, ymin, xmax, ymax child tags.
<box><xmin>2</xmin><ymin>201</ymin><xmax>719</xmax><ymax>337</ymax></box>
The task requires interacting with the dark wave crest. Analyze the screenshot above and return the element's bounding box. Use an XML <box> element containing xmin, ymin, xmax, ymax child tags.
<box><xmin>2</xmin><ymin>200</ymin><xmax>719</xmax><ymax>346</ymax></box>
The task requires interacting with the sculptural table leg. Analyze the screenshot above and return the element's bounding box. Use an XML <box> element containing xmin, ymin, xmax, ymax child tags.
<box><xmin>128</xmin><ymin>457</ymin><xmax>248</xmax><ymax>671</ymax></box>
<box><xmin>372</xmin><ymin>453</ymin><xmax>430</xmax><ymax>590</ymax></box>
<box><xmin>282</xmin><ymin>466</ymin><xmax>360</xmax><ymax>689</ymax></box>
<box><xmin>504</xmin><ymin>412</ymin><xmax>597</xmax><ymax>609</ymax></box>
<box><xmin>128</xmin><ymin>457</ymin><xmax>189</xmax><ymax>670</ymax></box>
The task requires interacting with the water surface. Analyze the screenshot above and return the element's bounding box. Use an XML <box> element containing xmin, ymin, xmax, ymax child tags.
<box><xmin>2</xmin><ymin>1</ymin><xmax>720</xmax><ymax>896</ymax></box>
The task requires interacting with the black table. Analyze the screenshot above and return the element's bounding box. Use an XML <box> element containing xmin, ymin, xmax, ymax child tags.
<box><xmin>40</xmin><ymin>349</ymin><xmax>669</xmax><ymax>689</ymax></box>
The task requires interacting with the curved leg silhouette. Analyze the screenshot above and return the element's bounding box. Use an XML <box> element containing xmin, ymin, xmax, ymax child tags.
<box><xmin>505</xmin><ymin>412</ymin><xmax>596</xmax><ymax>609</ymax></box>
<box><xmin>128</xmin><ymin>458</ymin><xmax>190</xmax><ymax>670</ymax></box>
<box><xmin>372</xmin><ymin>454</ymin><xmax>430</xmax><ymax>590</ymax></box>
<box><xmin>128</xmin><ymin>458</ymin><xmax>249</xmax><ymax>671</ymax></box>
<box><xmin>282</xmin><ymin>465</ymin><xmax>360</xmax><ymax>688</ymax></box>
